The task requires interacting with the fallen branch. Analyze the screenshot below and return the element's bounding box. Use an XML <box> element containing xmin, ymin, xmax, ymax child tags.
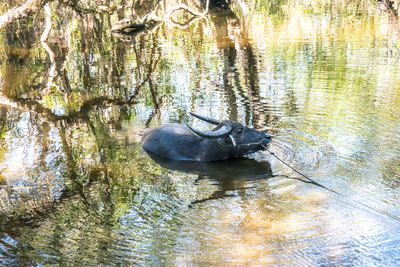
<box><xmin>0</xmin><ymin>0</ymin><xmax>50</xmax><ymax>30</ymax></box>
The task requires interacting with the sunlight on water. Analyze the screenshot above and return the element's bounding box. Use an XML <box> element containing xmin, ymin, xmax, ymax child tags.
<box><xmin>1</xmin><ymin>0</ymin><xmax>400</xmax><ymax>265</ymax></box>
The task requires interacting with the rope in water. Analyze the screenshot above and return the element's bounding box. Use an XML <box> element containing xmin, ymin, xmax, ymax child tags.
<box><xmin>261</xmin><ymin>144</ymin><xmax>400</xmax><ymax>224</ymax></box>
<box><xmin>261</xmin><ymin>145</ymin><xmax>341</xmax><ymax>195</ymax></box>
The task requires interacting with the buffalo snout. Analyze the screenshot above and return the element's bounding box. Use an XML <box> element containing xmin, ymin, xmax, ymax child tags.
<box><xmin>261</xmin><ymin>133</ymin><xmax>272</xmax><ymax>147</ymax></box>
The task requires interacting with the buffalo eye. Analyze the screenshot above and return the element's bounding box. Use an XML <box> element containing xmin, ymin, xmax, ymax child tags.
<box><xmin>236</xmin><ymin>128</ymin><xmax>243</xmax><ymax>135</ymax></box>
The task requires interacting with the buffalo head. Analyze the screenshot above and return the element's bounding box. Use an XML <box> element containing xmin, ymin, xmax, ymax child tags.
<box><xmin>141</xmin><ymin>113</ymin><xmax>272</xmax><ymax>161</ymax></box>
<box><xmin>184</xmin><ymin>113</ymin><xmax>272</xmax><ymax>154</ymax></box>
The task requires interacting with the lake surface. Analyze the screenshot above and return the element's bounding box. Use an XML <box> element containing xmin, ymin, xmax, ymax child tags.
<box><xmin>1</xmin><ymin>0</ymin><xmax>400</xmax><ymax>265</ymax></box>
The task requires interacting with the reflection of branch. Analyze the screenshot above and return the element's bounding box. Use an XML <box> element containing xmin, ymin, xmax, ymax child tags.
<box><xmin>0</xmin><ymin>93</ymin><xmax>136</xmax><ymax>125</ymax></box>
<box><xmin>111</xmin><ymin>19</ymin><xmax>162</xmax><ymax>40</ymax></box>
<box><xmin>66</xmin><ymin>0</ymin><xmax>98</xmax><ymax>14</ymax></box>
<box><xmin>166</xmin><ymin>0</ymin><xmax>209</xmax><ymax>29</ymax></box>
<box><xmin>129</xmin><ymin>31</ymin><xmax>166</xmax><ymax>127</ymax></box>
<box><xmin>0</xmin><ymin>0</ymin><xmax>50</xmax><ymax>30</ymax></box>
<box><xmin>166</xmin><ymin>0</ymin><xmax>209</xmax><ymax>19</ymax></box>
<box><xmin>144</xmin><ymin>95</ymin><xmax>168</xmax><ymax>127</ymax></box>
<box><xmin>40</xmin><ymin>4</ymin><xmax>52</xmax><ymax>42</ymax></box>
<box><xmin>112</xmin><ymin>0</ymin><xmax>210</xmax><ymax>35</ymax></box>
<box><xmin>0</xmin><ymin>166</ymin><xmax>106</xmax><ymax>234</ymax></box>
<box><xmin>130</xmin><ymin>32</ymin><xmax>162</xmax><ymax>98</ymax></box>
<box><xmin>40</xmin><ymin>4</ymin><xmax>59</xmax><ymax>93</ymax></box>
<box><xmin>168</xmin><ymin>15</ymin><xmax>206</xmax><ymax>29</ymax></box>
<box><xmin>235</xmin><ymin>0</ymin><xmax>249</xmax><ymax>16</ymax></box>
<box><xmin>378</xmin><ymin>0</ymin><xmax>398</xmax><ymax>17</ymax></box>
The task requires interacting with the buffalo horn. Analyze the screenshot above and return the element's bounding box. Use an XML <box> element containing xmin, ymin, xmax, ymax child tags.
<box><xmin>184</xmin><ymin>121</ymin><xmax>232</xmax><ymax>139</ymax></box>
<box><xmin>189</xmin><ymin>112</ymin><xmax>220</xmax><ymax>125</ymax></box>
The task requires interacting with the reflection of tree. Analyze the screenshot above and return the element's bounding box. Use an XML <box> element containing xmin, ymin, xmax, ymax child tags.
<box><xmin>0</xmin><ymin>0</ymin><xmax>283</xmax><ymax>233</ymax></box>
<box><xmin>208</xmin><ymin>3</ymin><xmax>276</xmax><ymax>128</ymax></box>
<box><xmin>378</xmin><ymin>0</ymin><xmax>400</xmax><ymax>36</ymax></box>
<box><xmin>111</xmin><ymin>0</ymin><xmax>210</xmax><ymax>35</ymax></box>
<box><xmin>0</xmin><ymin>4</ymin><xmax>169</xmax><ymax>255</ymax></box>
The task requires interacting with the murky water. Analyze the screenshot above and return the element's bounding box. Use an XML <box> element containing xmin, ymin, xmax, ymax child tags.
<box><xmin>1</xmin><ymin>0</ymin><xmax>400</xmax><ymax>265</ymax></box>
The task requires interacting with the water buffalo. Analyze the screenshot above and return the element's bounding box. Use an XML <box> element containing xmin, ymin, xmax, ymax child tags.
<box><xmin>141</xmin><ymin>113</ymin><xmax>272</xmax><ymax>161</ymax></box>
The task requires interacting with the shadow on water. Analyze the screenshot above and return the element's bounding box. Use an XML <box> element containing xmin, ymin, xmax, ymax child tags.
<box><xmin>145</xmin><ymin>151</ymin><xmax>273</xmax><ymax>205</ymax></box>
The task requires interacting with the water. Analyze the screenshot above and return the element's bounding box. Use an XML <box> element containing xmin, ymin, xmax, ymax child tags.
<box><xmin>1</xmin><ymin>0</ymin><xmax>400</xmax><ymax>265</ymax></box>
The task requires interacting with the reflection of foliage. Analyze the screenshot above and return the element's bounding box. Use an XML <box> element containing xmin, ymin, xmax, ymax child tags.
<box><xmin>0</xmin><ymin>0</ymin><xmax>398</xmax><ymax>218</ymax></box>
<box><xmin>0</xmin><ymin>0</ymin><xmax>173</xmax><ymax>227</ymax></box>
<box><xmin>1</xmin><ymin>0</ymin><xmax>400</xmax><ymax>265</ymax></box>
